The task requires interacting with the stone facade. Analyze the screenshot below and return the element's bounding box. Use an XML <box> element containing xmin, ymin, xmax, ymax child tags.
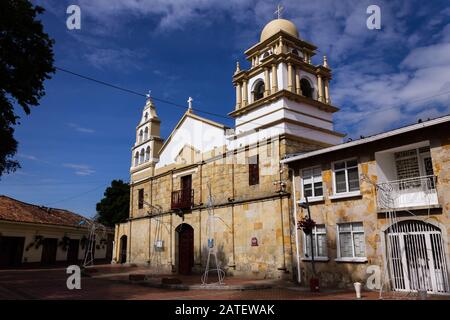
<box><xmin>284</xmin><ymin>121</ymin><xmax>450</xmax><ymax>290</ymax></box>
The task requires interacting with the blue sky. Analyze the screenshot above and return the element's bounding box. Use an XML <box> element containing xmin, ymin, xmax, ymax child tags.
<box><xmin>1</xmin><ymin>0</ymin><xmax>450</xmax><ymax>218</ymax></box>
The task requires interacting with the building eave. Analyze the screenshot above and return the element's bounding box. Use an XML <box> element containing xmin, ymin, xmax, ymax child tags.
<box><xmin>281</xmin><ymin>114</ymin><xmax>450</xmax><ymax>164</ymax></box>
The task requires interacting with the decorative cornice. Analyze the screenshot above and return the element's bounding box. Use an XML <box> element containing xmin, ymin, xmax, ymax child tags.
<box><xmin>132</xmin><ymin>135</ymin><xmax>164</xmax><ymax>150</ymax></box>
<box><xmin>244</xmin><ymin>30</ymin><xmax>317</xmax><ymax>57</ymax></box>
<box><xmin>232</xmin><ymin>52</ymin><xmax>332</xmax><ymax>84</ymax></box>
<box><xmin>228</xmin><ymin>89</ymin><xmax>339</xmax><ymax>117</ymax></box>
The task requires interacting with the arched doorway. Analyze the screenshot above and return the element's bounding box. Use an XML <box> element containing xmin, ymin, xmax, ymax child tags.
<box><xmin>119</xmin><ymin>235</ymin><xmax>127</xmax><ymax>264</ymax></box>
<box><xmin>385</xmin><ymin>220</ymin><xmax>449</xmax><ymax>294</ymax></box>
<box><xmin>176</xmin><ymin>224</ymin><xmax>194</xmax><ymax>275</ymax></box>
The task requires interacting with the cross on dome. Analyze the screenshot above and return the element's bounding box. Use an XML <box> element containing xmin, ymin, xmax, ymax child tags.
<box><xmin>274</xmin><ymin>4</ymin><xmax>284</xmax><ymax>19</ymax></box>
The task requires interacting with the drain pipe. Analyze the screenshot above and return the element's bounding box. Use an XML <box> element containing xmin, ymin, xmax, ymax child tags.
<box><xmin>288</xmin><ymin>167</ymin><xmax>301</xmax><ymax>284</ymax></box>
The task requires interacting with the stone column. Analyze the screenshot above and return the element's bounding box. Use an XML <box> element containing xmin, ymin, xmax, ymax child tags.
<box><xmin>317</xmin><ymin>74</ymin><xmax>324</xmax><ymax>102</ymax></box>
<box><xmin>295</xmin><ymin>67</ymin><xmax>301</xmax><ymax>95</ymax></box>
<box><xmin>242</xmin><ymin>80</ymin><xmax>248</xmax><ymax>106</ymax></box>
<box><xmin>324</xmin><ymin>79</ymin><xmax>330</xmax><ymax>104</ymax></box>
<box><xmin>235</xmin><ymin>83</ymin><xmax>242</xmax><ymax>109</ymax></box>
<box><xmin>271</xmin><ymin>64</ymin><xmax>278</xmax><ymax>94</ymax></box>
<box><xmin>264</xmin><ymin>68</ymin><xmax>271</xmax><ymax>97</ymax></box>
<box><xmin>287</xmin><ymin>63</ymin><xmax>293</xmax><ymax>92</ymax></box>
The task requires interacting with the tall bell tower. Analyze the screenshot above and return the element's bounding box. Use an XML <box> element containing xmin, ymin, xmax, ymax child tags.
<box><xmin>130</xmin><ymin>96</ymin><xmax>163</xmax><ymax>180</ymax></box>
<box><xmin>230</xmin><ymin>16</ymin><xmax>344</xmax><ymax>148</ymax></box>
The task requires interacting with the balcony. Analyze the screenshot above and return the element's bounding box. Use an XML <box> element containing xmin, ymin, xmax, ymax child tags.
<box><xmin>376</xmin><ymin>175</ymin><xmax>439</xmax><ymax>211</ymax></box>
<box><xmin>171</xmin><ymin>189</ymin><xmax>194</xmax><ymax>210</ymax></box>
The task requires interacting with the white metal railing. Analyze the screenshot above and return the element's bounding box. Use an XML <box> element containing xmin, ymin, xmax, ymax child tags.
<box><xmin>377</xmin><ymin>175</ymin><xmax>438</xmax><ymax>210</ymax></box>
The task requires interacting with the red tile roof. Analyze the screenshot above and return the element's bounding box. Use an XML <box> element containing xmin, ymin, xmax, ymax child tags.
<box><xmin>0</xmin><ymin>195</ymin><xmax>92</xmax><ymax>228</ymax></box>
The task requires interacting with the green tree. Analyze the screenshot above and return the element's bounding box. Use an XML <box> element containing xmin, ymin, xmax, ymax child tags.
<box><xmin>96</xmin><ymin>180</ymin><xmax>130</xmax><ymax>227</ymax></box>
<box><xmin>0</xmin><ymin>0</ymin><xmax>55</xmax><ymax>177</ymax></box>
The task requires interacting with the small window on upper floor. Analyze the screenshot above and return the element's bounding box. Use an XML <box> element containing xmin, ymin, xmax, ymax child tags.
<box><xmin>134</xmin><ymin>151</ymin><xmax>139</xmax><ymax>167</ymax></box>
<box><xmin>144</xmin><ymin>112</ymin><xmax>148</xmax><ymax>121</ymax></box>
<box><xmin>139</xmin><ymin>130</ymin><xmax>143</xmax><ymax>143</ymax></box>
<box><xmin>248</xmin><ymin>155</ymin><xmax>259</xmax><ymax>186</ymax></box>
<box><xmin>333</xmin><ymin>159</ymin><xmax>360</xmax><ymax>194</ymax></box>
<box><xmin>144</xmin><ymin>127</ymin><xmax>149</xmax><ymax>141</ymax></box>
<box><xmin>253</xmin><ymin>81</ymin><xmax>265</xmax><ymax>102</ymax></box>
<box><xmin>300</xmin><ymin>78</ymin><xmax>313</xmax><ymax>99</ymax></box>
<box><xmin>138</xmin><ymin>189</ymin><xmax>144</xmax><ymax>209</ymax></box>
<box><xmin>302</xmin><ymin>166</ymin><xmax>323</xmax><ymax>199</ymax></box>
<box><xmin>292</xmin><ymin>49</ymin><xmax>299</xmax><ymax>56</ymax></box>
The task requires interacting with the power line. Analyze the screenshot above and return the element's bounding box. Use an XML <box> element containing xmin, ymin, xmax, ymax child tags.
<box><xmin>55</xmin><ymin>65</ymin><xmax>450</xmax><ymax>134</ymax></box>
<box><xmin>42</xmin><ymin>183</ymin><xmax>109</xmax><ymax>207</ymax></box>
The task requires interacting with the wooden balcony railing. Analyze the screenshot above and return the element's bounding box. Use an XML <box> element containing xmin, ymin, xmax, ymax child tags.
<box><xmin>171</xmin><ymin>189</ymin><xmax>194</xmax><ymax>210</ymax></box>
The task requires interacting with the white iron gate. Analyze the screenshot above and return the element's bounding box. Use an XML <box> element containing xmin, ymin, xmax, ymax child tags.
<box><xmin>386</xmin><ymin>220</ymin><xmax>450</xmax><ymax>294</ymax></box>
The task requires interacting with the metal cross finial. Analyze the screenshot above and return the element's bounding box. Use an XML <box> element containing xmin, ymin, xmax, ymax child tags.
<box><xmin>274</xmin><ymin>4</ymin><xmax>284</xmax><ymax>19</ymax></box>
<box><xmin>146</xmin><ymin>90</ymin><xmax>152</xmax><ymax>100</ymax></box>
<box><xmin>187</xmin><ymin>96</ymin><xmax>193</xmax><ymax>110</ymax></box>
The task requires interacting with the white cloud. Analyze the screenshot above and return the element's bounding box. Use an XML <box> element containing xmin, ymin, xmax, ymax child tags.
<box><xmin>67</xmin><ymin>123</ymin><xmax>95</xmax><ymax>134</ymax></box>
<box><xmin>44</xmin><ymin>0</ymin><xmax>450</xmax><ymax>136</ymax></box>
<box><xmin>63</xmin><ymin>163</ymin><xmax>96</xmax><ymax>176</ymax></box>
<box><xmin>17</xmin><ymin>153</ymin><xmax>38</xmax><ymax>161</ymax></box>
<box><xmin>83</xmin><ymin>48</ymin><xmax>146</xmax><ymax>70</ymax></box>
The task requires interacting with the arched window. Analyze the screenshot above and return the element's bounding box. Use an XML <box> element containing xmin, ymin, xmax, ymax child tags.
<box><xmin>139</xmin><ymin>149</ymin><xmax>145</xmax><ymax>164</ymax></box>
<box><xmin>253</xmin><ymin>80</ymin><xmax>265</xmax><ymax>102</ymax></box>
<box><xmin>144</xmin><ymin>112</ymin><xmax>148</xmax><ymax>121</ymax></box>
<box><xmin>134</xmin><ymin>152</ymin><xmax>139</xmax><ymax>166</ymax></box>
<box><xmin>145</xmin><ymin>146</ymin><xmax>151</xmax><ymax>162</ymax></box>
<box><xmin>300</xmin><ymin>78</ymin><xmax>313</xmax><ymax>99</ymax></box>
<box><xmin>262</xmin><ymin>51</ymin><xmax>270</xmax><ymax>59</ymax></box>
<box><xmin>139</xmin><ymin>130</ymin><xmax>143</xmax><ymax>143</ymax></box>
<box><xmin>144</xmin><ymin>127</ymin><xmax>149</xmax><ymax>141</ymax></box>
<box><xmin>292</xmin><ymin>49</ymin><xmax>299</xmax><ymax>56</ymax></box>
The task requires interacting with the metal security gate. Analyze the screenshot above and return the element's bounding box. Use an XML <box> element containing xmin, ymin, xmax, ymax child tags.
<box><xmin>386</xmin><ymin>220</ymin><xmax>450</xmax><ymax>294</ymax></box>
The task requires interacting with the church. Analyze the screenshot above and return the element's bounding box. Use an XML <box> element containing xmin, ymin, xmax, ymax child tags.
<box><xmin>113</xmin><ymin>16</ymin><xmax>343</xmax><ymax>279</ymax></box>
<box><xmin>112</xmin><ymin>15</ymin><xmax>450</xmax><ymax>293</ymax></box>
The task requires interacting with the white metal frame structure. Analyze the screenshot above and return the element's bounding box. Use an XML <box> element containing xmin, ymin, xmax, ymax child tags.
<box><xmin>201</xmin><ymin>184</ymin><xmax>226</xmax><ymax>286</ymax></box>
<box><xmin>385</xmin><ymin>220</ymin><xmax>449</xmax><ymax>295</ymax></box>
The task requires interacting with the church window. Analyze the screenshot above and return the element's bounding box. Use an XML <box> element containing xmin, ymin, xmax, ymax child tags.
<box><xmin>138</xmin><ymin>189</ymin><xmax>144</xmax><ymax>209</ymax></box>
<box><xmin>292</xmin><ymin>49</ymin><xmax>299</xmax><ymax>56</ymax></box>
<box><xmin>248</xmin><ymin>155</ymin><xmax>259</xmax><ymax>186</ymax></box>
<box><xmin>302</xmin><ymin>166</ymin><xmax>323</xmax><ymax>198</ymax></box>
<box><xmin>144</xmin><ymin>127</ymin><xmax>149</xmax><ymax>141</ymax></box>
<box><xmin>144</xmin><ymin>112</ymin><xmax>148</xmax><ymax>121</ymax></box>
<box><xmin>300</xmin><ymin>78</ymin><xmax>313</xmax><ymax>99</ymax></box>
<box><xmin>139</xmin><ymin>149</ymin><xmax>145</xmax><ymax>164</ymax></box>
<box><xmin>139</xmin><ymin>130</ymin><xmax>143</xmax><ymax>143</ymax></box>
<box><xmin>253</xmin><ymin>80</ymin><xmax>265</xmax><ymax>101</ymax></box>
<box><xmin>134</xmin><ymin>151</ymin><xmax>139</xmax><ymax>166</ymax></box>
<box><xmin>145</xmin><ymin>146</ymin><xmax>151</xmax><ymax>162</ymax></box>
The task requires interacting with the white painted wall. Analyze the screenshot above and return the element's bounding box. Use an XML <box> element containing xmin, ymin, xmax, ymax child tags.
<box><xmin>0</xmin><ymin>222</ymin><xmax>110</xmax><ymax>264</ymax></box>
<box><xmin>156</xmin><ymin>116</ymin><xmax>227</xmax><ymax>169</ymax></box>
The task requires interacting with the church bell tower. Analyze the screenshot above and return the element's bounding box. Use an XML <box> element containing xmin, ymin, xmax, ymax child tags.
<box><xmin>130</xmin><ymin>96</ymin><xmax>163</xmax><ymax>179</ymax></box>
<box><xmin>230</xmin><ymin>15</ymin><xmax>344</xmax><ymax>148</ymax></box>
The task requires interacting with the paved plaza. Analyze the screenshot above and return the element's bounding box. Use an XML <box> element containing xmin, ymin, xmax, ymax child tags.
<box><xmin>0</xmin><ymin>264</ymin><xmax>447</xmax><ymax>300</ymax></box>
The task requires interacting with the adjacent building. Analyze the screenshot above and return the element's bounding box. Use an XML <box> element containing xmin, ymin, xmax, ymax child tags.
<box><xmin>282</xmin><ymin>116</ymin><xmax>450</xmax><ymax>294</ymax></box>
<box><xmin>0</xmin><ymin>195</ymin><xmax>113</xmax><ymax>268</ymax></box>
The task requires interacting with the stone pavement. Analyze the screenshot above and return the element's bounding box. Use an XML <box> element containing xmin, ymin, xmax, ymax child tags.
<box><xmin>0</xmin><ymin>264</ymin><xmax>448</xmax><ymax>300</ymax></box>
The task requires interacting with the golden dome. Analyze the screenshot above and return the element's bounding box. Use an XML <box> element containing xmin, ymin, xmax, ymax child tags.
<box><xmin>260</xmin><ymin>19</ymin><xmax>299</xmax><ymax>42</ymax></box>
